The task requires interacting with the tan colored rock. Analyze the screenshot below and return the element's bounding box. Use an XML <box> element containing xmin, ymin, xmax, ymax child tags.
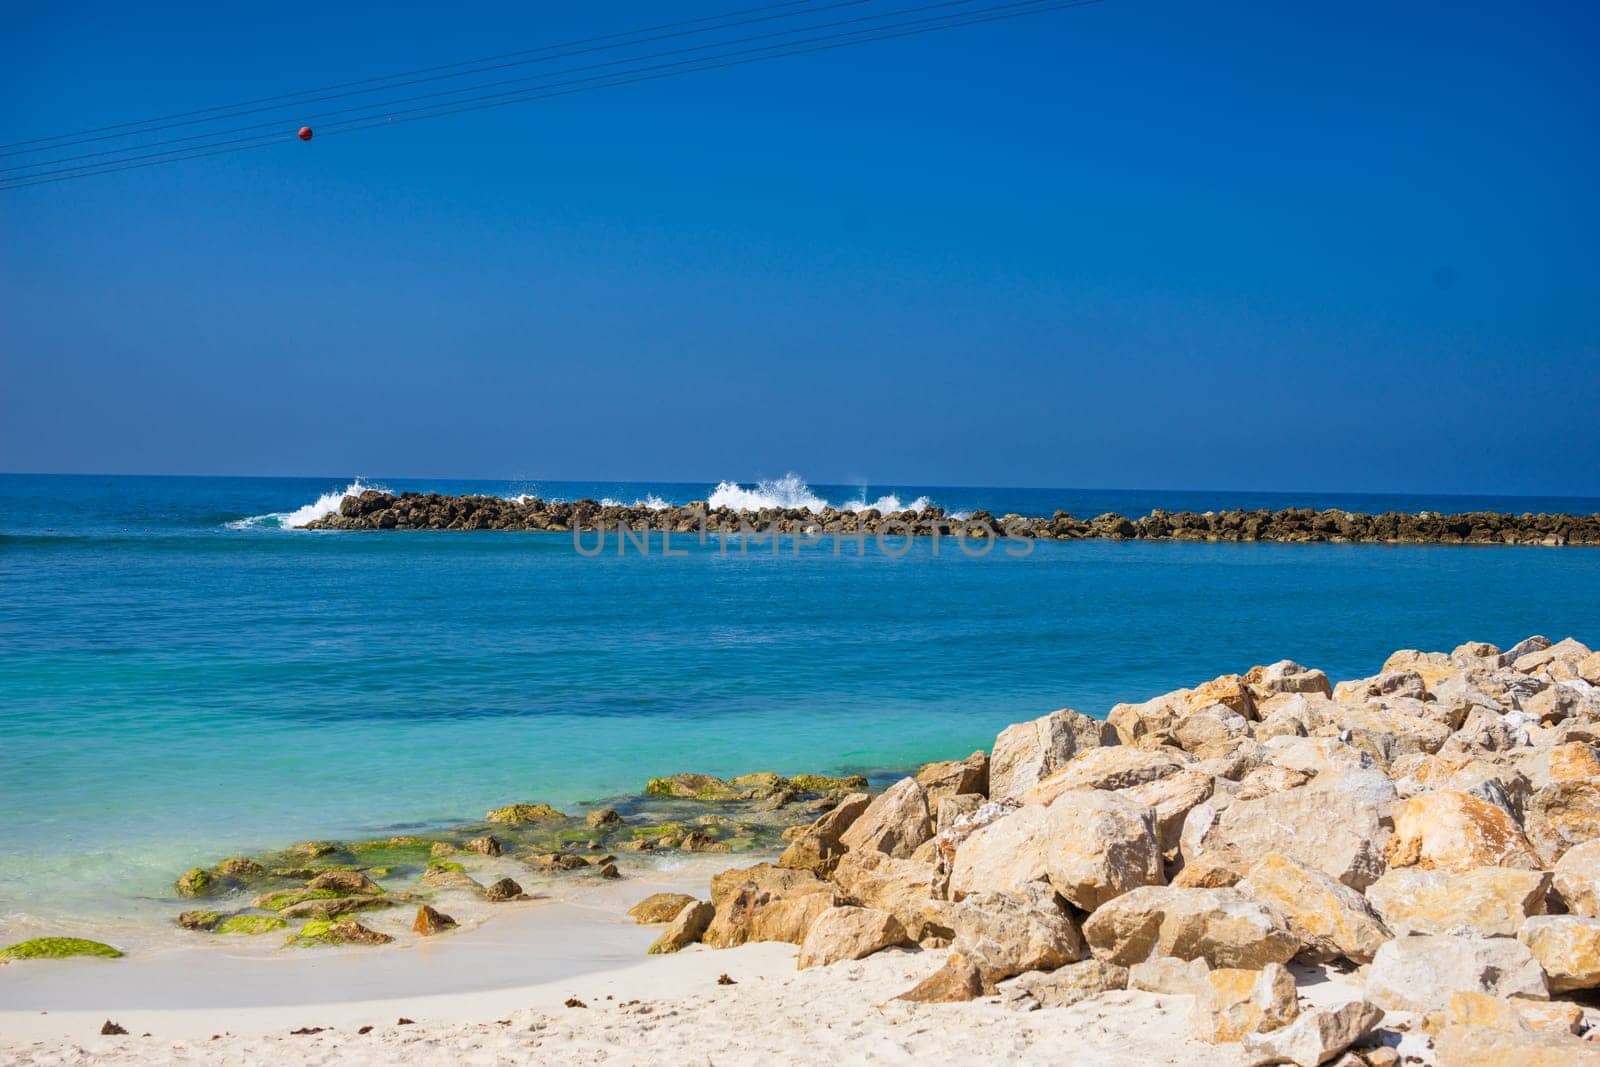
<box><xmin>1383</xmin><ymin>649</ymin><xmax>1461</xmax><ymax>690</ymax></box>
<box><xmin>1022</xmin><ymin>746</ymin><xmax>1190</xmax><ymax>805</ymax></box>
<box><xmin>1244</xmin><ymin>660</ymin><xmax>1332</xmax><ymax>702</ymax></box>
<box><xmin>989</xmin><ymin>708</ymin><xmax>1117</xmax><ymax>801</ymax></box>
<box><xmin>1082</xmin><ymin>885</ymin><xmax>1297</xmax><ymax>969</ymax></box>
<box><xmin>1434</xmin><ymin>1022</ymin><xmax>1600</xmax><ymax>1067</ymax></box>
<box><xmin>933</xmin><ymin>793</ymin><xmax>984</xmax><ymax>831</ymax></box>
<box><xmin>1383</xmin><ymin>790</ymin><xmax>1541</xmax><ymax>872</ymax></box>
<box><xmin>1045</xmin><ymin>790</ymin><xmax>1163</xmax><ymax>910</ymax></box>
<box><xmin>796</xmin><ymin>906</ymin><xmax>907</xmax><ymax>969</ymax></box>
<box><xmin>1365</xmin><ymin>933</ymin><xmax>1548</xmax><ymax>1012</ymax></box>
<box><xmin>837</xmin><ymin>777</ymin><xmax>933</xmax><ymax>859</ymax></box>
<box><xmin>776</xmin><ymin>792</ymin><xmax>870</xmax><ymax>876</ymax></box>
<box><xmin>1120</xmin><ymin>770</ymin><xmax>1214</xmax><ymax>856</ymax></box>
<box><xmin>830</xmin><ymin>849</ymin><xmax>937</xmax><ymax>940</ymax></box>
<box><xmin>1172</xmin><ymin>860</ymin><xmax>1241</xmax><ymax>888</ymax></box>
<box><xmin>1525</xmin><ymin>778</ymin><xmax>1600</xmax><ymax>865</ymax></box>
<box><xmin>915</xmin><ymin>751</ymin><xmax>988</xmax><ymax>805</ymax></box>
<box><xmin>1187</xmin><ymin>673</ymin><xmax>1256</xmax><ymax>718</ymax></box>
<box><xmin>1188</xmin><ymin>963</ymin><xmax>1298</xmax><ymax>1044</ymax></box>
<box><xmin>1443</xmin><ymin>990</ymin><xmax>1584</xmax><ymax>1035</ymax></box>
<box><xmin>647</xmin><ymin>899</ymin><xmax>714</xmax><ymax>954</ymax></box>
<box><xmin>1580</xmin><ymin>651</ymin><xmax>1600</xmax><ymax>685</ymax></box>
<box><xmin>1128</xmin><ymin>954</ymin><xmax>1211</xmax><ymax>995</ymax></box>
<box><xmin>703</xmin><ymin>864</ymin><xmax>837</xmax><ymax>948</ymax></box>
<box><xmin>1180</xmin><ymin>785</ymin><xmax>1390</xmax><ymax>890</ymax></box>
<box><xmin>1236</xmin><ymin>765</ymin><xmax>1310</xmax><ymax>800</ymax></box>
<box><xmin>1003</xmin><ymin>958</ymin><xmax>1128</xmax><ymax>1010</ymax></box>
<box><xmin>1238</xmin><ymin>853</ymin><xmax>1390</xmax><ymax>963</ymax></box>
<box><xmin>1365</xmin><ymin>867</ymin><xmax>1549</xmax><ymax>937</ymax></box>
<box><xmin>1317</xmin><ymin>704</ymin><xmax>1452</xmax><ymax>769</ymax></box>
<box><xmin>1554</xmin><ymin>837</ymin><xmax>1600</xmax><ymax>916</ymax></box>
<box><xmin>1333</xmin><ymin>670</ymin><xmax>1427</xmax><ymax>704</ymax></box>
<box><xmin>1451</xmin><ymin>641</ymin><xmax>1502</xmax><ymax>668</ymax></box>
<box><xmin>895</xmin><ymin>953</ymin><xmax>986</xmax><ymax>1002</ymax></box>
<box><xmin>1240</xmin><ymin>1000</ymin><xmax>1385</xmax><ymax>1067</ymax></box>
<box><xmin>946</xmin><ymin>802</ymin><xmax>1053</xmax><ymax>898</ymax></box>
<box><xmin>626</xmin><ymin>892</ymin><xmax>698</xmax><ymax>925</ymax></box>
<box><xmin>1174</xmin><ymin>705</ymin><xmax>1252</xmax><ymax>759</ymax></box>
<box><xmin>929</xmin><ymin>884</ymin><xmax>1085</xmax><ymax>984</ymax></box>
<box><xmin>1518</xmin><ymin>914</ymin><xmax>1600</xmax><ymax>993</ymax></box>
<box><xmin>1107</xmin><ymin>690</ymin><xmax>1190</xmax><ymax>748</ymax></box>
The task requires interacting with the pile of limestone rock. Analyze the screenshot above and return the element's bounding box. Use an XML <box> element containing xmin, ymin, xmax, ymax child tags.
<box><xmin>629</xmin><ymin>635</ymin><xmax>1600</xmax><ymax>1066</ymax></box>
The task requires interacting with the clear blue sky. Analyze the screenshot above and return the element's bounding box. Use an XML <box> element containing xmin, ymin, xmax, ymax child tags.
<box><xmin>2</xmin><ymin>1</ymin><xmax>1596</xmax><ymax>495</ymax></box>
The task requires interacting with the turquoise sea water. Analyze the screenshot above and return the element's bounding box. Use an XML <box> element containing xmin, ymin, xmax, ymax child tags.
<box><xmin>2</xmin><ymin>473</ymin><xmax>1599</xmax><ymax>936</ymax></box>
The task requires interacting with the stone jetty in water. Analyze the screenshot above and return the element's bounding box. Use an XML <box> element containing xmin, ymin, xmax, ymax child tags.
<box><xmin>302</xmin><ymin>488</ymin><xmax>1600</xmax><ymax>546</ymax></box>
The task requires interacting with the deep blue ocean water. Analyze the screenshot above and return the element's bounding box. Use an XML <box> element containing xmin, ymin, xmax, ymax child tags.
<box><xmin>3</xmin><ymin>473</ymin><xmax>1598</xmax><ymax>935</ymax></box>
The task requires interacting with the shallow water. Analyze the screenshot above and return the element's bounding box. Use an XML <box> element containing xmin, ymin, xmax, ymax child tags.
<box><xmin>2</xmin><ymin>473</ymin><xmax>1598</xmax><ymax>937</ymax></box>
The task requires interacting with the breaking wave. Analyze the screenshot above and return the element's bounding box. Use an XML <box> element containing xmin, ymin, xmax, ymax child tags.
<box><xmin>227</xmin><ymin>479</ymin><xmax>382</xmax><ymax>531</ymax></box>
<box><xmin>707</xmin><ymin>473</ymin><xmax>931</xmax><ymax>514</ymax></box>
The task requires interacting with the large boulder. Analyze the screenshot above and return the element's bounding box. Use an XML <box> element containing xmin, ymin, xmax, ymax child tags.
<box><xmin>1237</xmin><ymin>853</ymin><xmax>1390</xmax><ymax>963</ymax></box>
<box><xmin>1243</xmin><ymin>660</ymin><xmax>1332</xmax><ymax>702</ymax></box>
<box><xmin>1035</xmin><ymin>791</ymin><xmax>1163</xmax><ymax>911</ymax></box>
<box><xmin>1434</xmin><ymin>1022</ymin><xmax>1600</xmax><ymax>1067</ymax></box>
<box><xmin>1187</xmin><ymin>963</ymin><xmax>1298</xmax><ymax>1044</ymax></box>
<box><xmin>1553</xmin><ymin>837</ymin><xmax>1600</xmax><ymax>916</ymax></box>
<box><xmin>928</xmin><ymin>883</ymin><xmax>1085</xmax><ymax>984</ymax></box>
<box><xmin>1002</xmin><ymin>958</ymin><xmax>1128</xmax><ymax>1010</ymax></box>
<box><xmin>1524</xmin><ymin>779</ymin><xmax>1600</xmax><ymax>865</ymax></box>
<box><xmin>915</xmin><ymin>751</ymin><xmax>989</xmax><ymax>805</ymax></box>
<box><xmin>647</xmin><ymin>899</ymin><xmax>714</xmax><ymax>954</ymax></box>
<box><xmin>1180</xmin><ymin>784</ymin><xmax>1390</xmax><ymax>890</ymax></box>
<box><xmin>777</xmin><ymin>792</ymin><xmax>871</xmax><ymax>876</ymax></box>
<box><xmin>1173</xmin><ymin>705</ymin><xmax>1252</xmax><ymax>760</ymax></box>
<box><xmin>627</xmin><ymin>893</ymin><xmax>698</xmax><ymax>924</ymax></box>
<box><xmin>1187</xmin><ymin>673</ymin><xmax>1257</xmax><ymax>718</ymax></box>
<box><xmin>1365</xmin><ymin>867</ymin><xmax>1550</xmax><ymax>937</ymax></box>
<box><xmin>1517</xmin><ymin>915</ymin><xmax>1600</xmax><ymax>993</ymax></box>
<box><xmin>1107</xmin><ymin>690</ymin><xmax>1190</xmax><ymax>748</ymax></box>
<box><xmin>829</xmin><ymin>849</ymin><xmax>938</xmax><ymax>940</ymax></box>
<box><xmin>989</xmin><ymin>708</ymin><xmax>1116</xmax><ymax>801</ymax></box>
<box><xmin>838</xmin><ymin>777</ymin><xmax>933</xmax><ymax>859</ymax></box>
<box><xmin>1364</xmin><ymin>933</ymin><xmax>1548</xmax><ymax>1012</ymax></box>
<box><xmin>1119</xmin><ymin>770</ymin><xmax>1214</xmax><ymax>857</ymax></box>
<box><xmin>1383</xmin><ymin>789</ymin><xmax>1542</xmax><ymax>872</ymax></box>
<box><xmin>895</xmin><ymin>952</ymin><xmax>987</xmax><ymax>1003</ymax></box>
<box><xmin>949</xmin><ymin>791</ymin><xmax>1163</xmax><ymax>910</ymax></box>
<box><xmin>1315</xmin><ymin>704</ymin><xmax>1452</xmax><ymax>768</ymax></box>
<box><xmin>1239</xmin><ymin>1000</ymin><xmax>1385</xmax><ymax>1067</ymax></box>
<box><xmin>795</xmin><ymin>906</ymin><xmax>908</xmax><ymax>969</ymax></box>
<box><xmin>1022</xmin><ymin>746</ymin><xmax>1190</xmax><ymax>805</ymax></box>
<box><xmin>1081</xmin><ymin>885</ymin><xmax>1297</xmax><ymax>969</ymax></box>
<box><xmin>703</xmin><ymin>864</ymin><xmax>837</xmax><ymax>948</ymax></box>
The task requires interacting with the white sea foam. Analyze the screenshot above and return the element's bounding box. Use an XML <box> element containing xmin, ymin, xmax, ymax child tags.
<box><xmin>227</xmin><ymin>479</ymin><xmax>382</xmax><ymax>530</ymax></box>
<box><xmin>598</xmin><ymin>495</ymin><xmax>672</xmax><ymax>509</ymax></box>
<box><xmin>706</xmin><ymin>473</ymin><xmax>932</xmax><ymax>514</ymax></box>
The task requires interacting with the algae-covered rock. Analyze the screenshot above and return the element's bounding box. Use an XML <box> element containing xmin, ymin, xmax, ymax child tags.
<box><xmin>485</xmin><ymin>803</ymin><xmax>565</xmax><ymax>824</ymax></box>
<box><xmin>289</xmin><ymin>841</ymin><xmax>340</xmax><ymax>858</ymax></box>
<box><xmin>287</xmin><ymin>919</ymin><xmax>394</xmax><ymax>947</ymax></box>
<box><xmin>177</xmin><ymin>910</ymin><xmax>223</xmax><ymax>931</ymax></box>
<box><xmin>253</xmin><ymin>887</ymin><xmax>340</xmax><ymax>912</ymax></box>
<box><xmin>306</xmin><ymin>870</ymin><xmax>383</xmax><ymax>896</ymax></box>
<box><xmin>214</xmin><ymin>857</ymin><xmax>265</xmax><ymax>879</ymax></box>
<box><xmin>786</xmin><ymin>773</ymin><xmax>870</xmax><ymax>795</ymax></box>
<box><xmin>463</xmin><ymin>835</ymin><xmax>502</xmax><ymax>856</ymax></box>
<box><xmin>175</xmin><ymin>867</ymin><xmax>219</xmax><ymax>898</ymax></box>
<box><xmin>0</xmin><ymin>937</ymin><xmax>123</xmax><ymax>961</ymax></box>
<box><xmin>279</xmin><ymin>895</ymin><xmax>395</xmax><ymax>920</ymax></box>
<box><xmin>214</xmin><ymin>914</ymin><xmax>288</xmax><ymax>935</ymax></box>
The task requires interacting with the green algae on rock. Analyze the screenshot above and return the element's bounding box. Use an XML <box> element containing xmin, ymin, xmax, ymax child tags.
<box><xmin>287</xmin><ymin>919</ymin><xmax>394</xmax><ymax>947</ymax></box>
<box><xmin>0</xmin><ymin>937</ymin><xmax>123</xmax><ymax>961</ymax></box>
<box><xmin>177</xmin><ymin>910</ymin><xmax>223</xmax><ymax>931</ymax></box>
<box><xmin>214</xmin><ymin>914</ymin><xmax>287</xmax><ymax>935</ymax></box>
<box><xmin>485</xmin><ymin>802</ymin><xmax>566</xmax><ymax>825</ymax></box>
<box><xmin>175</xmin><ymin>866</ymin><xmax>218</xmax><ymax>897</ymax></box>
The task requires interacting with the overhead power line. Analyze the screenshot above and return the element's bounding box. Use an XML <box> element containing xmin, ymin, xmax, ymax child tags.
<box><xmin>0</xmin><ymin>0</ymin><xmax>1105</xmax><ymax>192</ymax></box>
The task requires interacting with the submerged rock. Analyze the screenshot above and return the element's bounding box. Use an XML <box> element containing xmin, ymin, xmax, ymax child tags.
<box><xmin>485</xmin><ymin>803</ymin><xmax>565</xmax><ymax>825</ymax></box>
<box><xmin>213</xmin><ymin>914</ymin><xmax>287</xmax><ymax>935</ymax></box>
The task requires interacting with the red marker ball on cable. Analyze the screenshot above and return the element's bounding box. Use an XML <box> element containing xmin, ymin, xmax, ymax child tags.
<box><xmin>298</xmin><ymin>126</ymin><xmax>313</xmax><ymax>142</ymax></box>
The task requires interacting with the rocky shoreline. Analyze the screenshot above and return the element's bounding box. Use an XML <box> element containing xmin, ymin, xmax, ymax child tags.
<box><xmin>302</xmin><ymin>489</ymin><xmax>1600</xmax><ymax>546</ymax></box>
<box><xmin>9</xmin><ymin>634</ymin><xmax>1600</xmax><ymax>1064</ymax></box>
<box><xmin>620</xmin><ymin>633</ymin><xmax>1600</xmax><ymax>1064</ymax></box>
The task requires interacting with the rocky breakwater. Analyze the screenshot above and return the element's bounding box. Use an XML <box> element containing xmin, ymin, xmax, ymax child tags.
<box><xmin>633</xmin><ymin>635</ymin><xmax>1600</xmax><ymax>1065</ymax></box>
<box><xmin>302</xmin><ymin>488</ymin><xmax>1600</xmax><ymax>546</ymax></box>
